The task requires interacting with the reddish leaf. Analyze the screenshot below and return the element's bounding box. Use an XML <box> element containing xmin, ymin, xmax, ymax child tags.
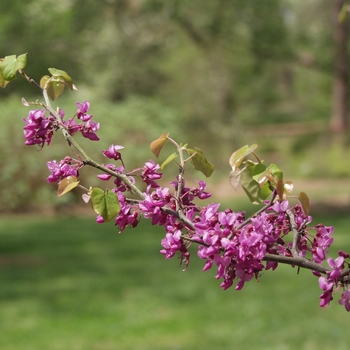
<box><xmin>299</xmin><ymin>192</ymin><xmax>310</xmax><ymax>215</ymax></box>
<box><xmin>150</xmin><ymin>133</ymin><xmax>169</xmax><ymax>158</ymax></box>
<box><xmin>57</xmin><ymin>176</ymin><xmax>79</xmax><ymax>197</ymax></box>
<box><xmin>276</xmin><ymin>179</ymin><xmax>284</xmax><ymax>201</ymax></box>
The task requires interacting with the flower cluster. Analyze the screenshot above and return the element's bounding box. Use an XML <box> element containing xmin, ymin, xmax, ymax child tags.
<box><xmin>23</xmin><ymin>101</ymin><xmax>100</xmax><ymax>148</ymax></box>
<box><xmin>47</xmin><ymin>157</ymin><xmax>81</xmax><ymax>183</ymax></box>
<box><xmin>22</xmin><ymin>97</ymin><xmax>350</xmax><ymax>312</ymax></box>
<box><xmin>192</xmin><ymin>201</ymin><xmax>299</xmax><ymax>290</ymax></box>
<box><xmin>23</xmin><ymin>109</ymin><xmax>55</xmax><ymax>147</ymax></box>
<box><xmin>64</xmin><ymin>101</ymin><xmax>100</xmax><ymax>141</ymax></box>
<box><xmin>96</xmin><ymin>192</ymin><xmax>140</xmax><ymax>233</ymax></box>
<box><xmin>318</xmin><ymin>251</ymin><xmax>350</xmax><ymax>310</ymax></box>
<box><xmin>141</xmin><ymin>160</ymin><xmax>163</xmax><ymax>189</ymax></box>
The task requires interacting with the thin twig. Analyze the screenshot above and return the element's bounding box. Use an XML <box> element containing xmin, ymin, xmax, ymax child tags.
<box><xmin>287</xmin><ymin>208</ymin><xmax>300</xmax><ymax>257</ymax></box>
<box><xmin>18</xmin><ymin>69</ymin><xmax>43</xmax><ymax>92</ymax></box>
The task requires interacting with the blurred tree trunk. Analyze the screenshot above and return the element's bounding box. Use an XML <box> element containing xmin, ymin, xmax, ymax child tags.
<box><xmin>330</xmin><ymin>0</ymin><xmax>349</xmax><ymax>133</ymax></box>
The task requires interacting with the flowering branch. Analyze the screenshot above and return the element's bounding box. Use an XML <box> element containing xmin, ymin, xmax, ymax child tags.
<box><xmin>1</xmin><ymin>53</ymin><xmax>350</xmax><ymax>312</ymax></box>
<box><xmin>263</xmin><ymin>254</ymin><xmax>328</xmax><ymax>274</ymax></box>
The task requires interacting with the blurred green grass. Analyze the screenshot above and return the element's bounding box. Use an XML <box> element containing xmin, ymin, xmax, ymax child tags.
<box><xmin>0</xmin><ymin>213</ymin><xmax>350</xmax><ymax>350</ymax></box>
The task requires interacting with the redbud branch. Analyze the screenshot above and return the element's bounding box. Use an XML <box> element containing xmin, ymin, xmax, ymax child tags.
<box><xmin>166</xmin><ymin>136</ymin><xmax>188</xmax><ymax>218</ymax></box>
<box><xmin>18</xmin><ymin>69</ymin><xmax>43</xmax><ymax>92</ymax></box>
<box><xmin>287</xmin><ymin>208</ymin><xmax>300</xmax><ymax>257</ymax></box>
<box><xmin>41</xmin><ymin>88</ymin><xmax>146</xmax><ymax>199</ymax></box>
<box><xmin>263</xmin><ymin>253</ymin><xmax>328</xmax><ymax>274</ymax></box>
<box><xmin>340</xmin><ymin>268</ymin><xmax>350</xmax><ymax>283</ymax></box>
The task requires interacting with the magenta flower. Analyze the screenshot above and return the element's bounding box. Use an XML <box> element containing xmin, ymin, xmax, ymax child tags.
<box><xmin>80</xmin><ymin>120</ymin><xmax>100</xmax><ymax>141</ymax></box>
<box><xmin>76</xmin><ymin>100</ymin><xmax>92</xmax><ymax>121</ymax></box>
<box><xmin>192</xmin><ymin>180</ymin><xmax>212</xmax><ymax>200</ymax></box>
<box><xmin>63</xmin><ymin>118</ymin><xmax>80</xmax><ymax>135</ymax></box>
<box><xmin>318</xmin><ymin>276</ymin><xmax>334</xmax><ymax>309</ymax></box>
<box><xmin>339</xmin><ymin>289</ymin><xmax>350</xmax><ymax>311</ymax></box>
<box><xmin>139</xmin><ymin>187</ymin><xmax>172</xmax><ymax>225</ymax></box>
<box><xmin>96</xmin><ymin>215</ymin><xmax>105</xmax><ymax>224</ymax></box>
<box><xmin>114</xmin><ymin>192</ymin><xmax>139</xmax><ymax>232</ymax></box>
<box><xmin>141</xmin><ymin>160</ymin><xmax>163</xmax><ymax>188</ymax></box>
<box><xmin>160</xmin><ymin>230</ymin><xmax>183</xmax><ymax>259</ymax></box>
<box><xmin>102</xmin><ymin>144</ymin><xmax>124</xmax><ymax>161</ymax></box>
<box><xmin>46</xmin><ymin>158</ymin><xmax>79</xmax><ymax>183</ymax></box>
<box><xmin>327</xmin><ymin>256</ymin><xmax>344</xmax><ymax>279</ymax></box>
<box><xmin>23</xmin><ymin>109</ymin><xmax>54</xmax><ymax>147</ymax></box>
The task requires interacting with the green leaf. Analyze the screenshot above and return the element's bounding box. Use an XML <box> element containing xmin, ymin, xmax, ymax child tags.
<box><xmin>161</xmin><ymin>152</ymin><xmax>177</xmax><ymax>169</ymax></box>
<box><xmin>268</xmin><ymin>163</ymin><xmax>283</xmax><ymax>181</ymax></box>
<box><xmin>150</xmin><ymin>133</ymin><xmax>169</xmax><ymax>158</ymax></box>
<box><xmin>252</xmin><ymin>163</ymin><xmax>268</xmax><ymax>184</ymax></box>
<box><xmin>41</xmin><ymin>75</ymin><xmax>66</xmax><ymax>100</ymax></box>
<box><xmin>229</xmin><ymin>169</ymin><xmax>243</xmax><ymax>190</ymax></box>
<box><xmin>57</xmin><ymin>176</ymin><xmax>80</xmax><ymax>197</ymax></box>
<box><xmin>90</xmin><ymin>188</ymin><xmax>120</xmax><ymax>222</ymax></box>
<box><xmin>299</xmin><ymin>192</ymin><xmax>310</xmax><ymax>215</ymax></box>
<box><xmin>0</xmin><ymin>53</ymin><xmax>27</xmax><ymax>82</ymax></box>
<box><xmin>229</xmin><ymin>144</ymin><xmax>258</xmax><ymax>171</ymax></box>
<box><xmin>241</xmin><ymin>163</ymin><xmax>272</xmax><ymax>204</ymax></box>
<box><xmin>187</xmin><ymin>147</ymin><xmax>215</xmax><ymax>177</ymax></box>
<box><xmin>48</xmin><ymin>79</ymin><xmax>65</xmax><ymax>101</ymax></box>
<box><xmin>0</xmin><ymin>73</ymin><xmax>10</xmax><ymax>88</ymax></box>
<box><xmin>48</xmin><ymin>68</ymin><xmax>69</xmax><ymax>76</ymax></box>
<box><xmin>48</xmin><ymin>67</ymin><xmax>75</xmax><ymax>90</ymax></box>
<box><xmin>40</xmin><ymin>75</ymin><xmax>50</xmax><ymax>89</ymax></box>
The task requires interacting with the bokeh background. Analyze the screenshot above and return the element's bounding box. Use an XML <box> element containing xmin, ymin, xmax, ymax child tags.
<box><xmin>1</xmin><ymin>1</ymin><xmax>350</xmax><ymax>349</ymax></box>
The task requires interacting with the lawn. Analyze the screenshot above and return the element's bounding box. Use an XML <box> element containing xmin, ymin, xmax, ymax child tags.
<box><xmin>0</xmin><ymin>212</ymin><xmax>350</xmax><ymax>350</ymax></box>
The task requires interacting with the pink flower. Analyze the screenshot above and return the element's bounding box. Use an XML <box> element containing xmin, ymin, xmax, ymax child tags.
<box><xmin>103</xmin><ymin>144</ymin><xmax>124</xmax><ymax>161</ymax></box>
<box><xmin>339</xmin><ymin>289</ymin><xmax>350</xmax><ymax>311</ymax></box>
<box><xmin>76</xmin><ymin>100</ymin><xmax>92</xmax><ymax>121</ymax></box>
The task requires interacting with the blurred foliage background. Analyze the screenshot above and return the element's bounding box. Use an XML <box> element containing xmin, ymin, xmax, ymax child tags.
<box><xmin>2</xmin><ymin>0</ymin><xmax>350</xmax><ymax>212</ymax></box>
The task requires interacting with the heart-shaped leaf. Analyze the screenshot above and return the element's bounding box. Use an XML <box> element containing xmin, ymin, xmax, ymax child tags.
<box><xmin>48</xmin><ymin>67</ymin><xmax>75</xmax><ymax>90</ymax></box>
<box><xmin>0</xmin><ymin>53</ymin><xmax>27</xmax><ymax>82</ymax></box>
<box><xmin>241</xmin><ymin>163</ymin><xmax>272</xmax><ymax>204</ymax></box>
<box><xmin>229</xmin><ymin>144</ymin><xmax>258</xmax><ymax>171</ymax></box>
<box><xmin>150</xmin><ymin>133</ymin><xmax>169</xmax><ymax>158</ymax></box>
<box><xmin>40</xmin><ymin>75</ymin><xmax>65</xmax><ymax>100</ymax></box>
<box><xmin>40</xmin><ymin>75</ymin><xmax>50</xmax><ymax>89</ymax></box>
<box><xmin>47</xmin><ymin>79</ymin><xmax>65</xmax><ymax>101</ymax></box>
<box><xmin>187</xmin><ymin>147</ymin><xmax>215</xmax><ymax>177</ymax></box>
<box><xmin>229</xmin><ymin>168</ymin><xmax>244</xmax><ymax>190</ymax></box>
<box><xmin>90</xmin><ymin>188</ymin><xmax>120</xmax><ymax>222</ymax></box>
<box><xmin>57</xmin><ymin>176</ymin><xmax>80</xmax><ymax>197</ymax></box>
<box><xmin>268</xmin><ymin>163</ymin><xmax>283</xmax><ymax>182</ymax></box>
<box><xmin>252</xmin><ymin>163</ymin><xmax>268</xmax><ymax>185</ymax></box>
